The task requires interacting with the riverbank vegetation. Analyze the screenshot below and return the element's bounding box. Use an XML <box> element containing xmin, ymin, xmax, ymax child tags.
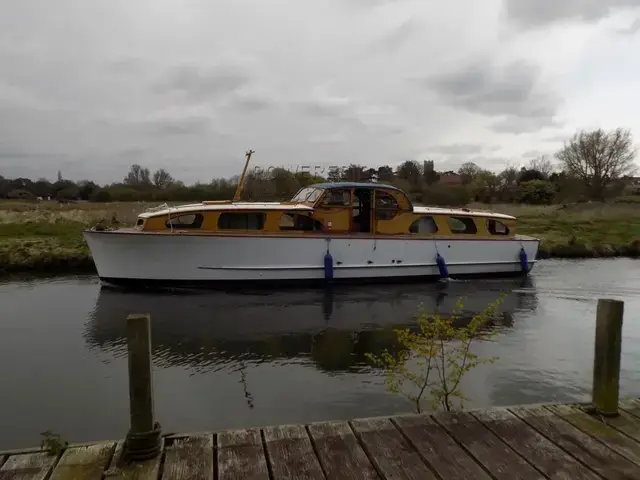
<box><xmin>1</xmin><ymin>127</ymin><xmax>638</xmax><ymax>273</ymax></box>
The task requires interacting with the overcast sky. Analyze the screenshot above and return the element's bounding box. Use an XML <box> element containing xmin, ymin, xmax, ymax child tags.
<box><xmin>1</xmin><ymin>0</ymin><xmax>639</xmax><ymax>184</ymax></box>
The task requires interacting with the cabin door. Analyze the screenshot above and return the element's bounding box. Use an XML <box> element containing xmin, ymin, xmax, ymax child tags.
<box><xmin>351</xmin><ymin>189</ymin><xmax>373</xmax><ymax>233</ymax></box>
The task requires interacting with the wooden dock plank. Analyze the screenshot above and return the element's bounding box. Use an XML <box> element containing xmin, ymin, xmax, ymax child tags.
<box><xmin>49</xmin><ymin>442</ymin><xmax>115</xmax><ymax>480</ymax></box>
<box><xmin>472</xmin><ymin>408</ymin><xmax>600</xmax><ymax>479</ymax></box>
<box><xmin>263</xmin><ymin>424</ymin><xmax>324</xmax><ymax>480</ymax></box>
<box><xmin>510</xmin><ymin>405</ymin><xmax>640</xmax><ymax>479</ymax></box>
<box><xmin>104</xmin><ymin>439</ymin><xmax>163</xmax><ymax>480</ymax></box>
<box><xmin>392</xmin><ymin>414</ymin><xmax>491</xmax><ymax>480</ymax></box>
<box><xmin>547</xmin><ymin>404</ymin><xmax>640</xmax><ymax>466</ymax></box>
<box><xmin>620</xmin><ymin>398</ymin><xmax>640</xmax><ymax>419</ymax></box>
<box><xmin>0</xmin><ymin>452</ymin><xmax>57</xmax><ymax>480</ymax></box>
<box><xmin>218</xmin><ymin>429</ymin><xmax>269</xmax><ymax>480</ymax></box>
<box><xmin>602</xmin><ymin>409</ymin><xmax>640</xmax><ymax>442</ymax></box>
<box><xmin>432</xmin><ymin>411</ymin><xmax>544</xmax><ymax>480</ymax></box>
<box><xmin>162</xmin><ymin>434</ymin><xmax>213</xmax><ymax>480</ymax></box>
<box><xmin>307</xmin><ymin>421</ymin><xmax>378</xmax><ymax>480</ymax></box>
<box><xmin>350</xmin><ymin>417</ymin><xmax>436</xmax><ymax>480</ymax></box>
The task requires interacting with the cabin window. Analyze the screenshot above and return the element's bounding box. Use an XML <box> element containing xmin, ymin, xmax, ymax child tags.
<box><xmin>218</xmin><ymin>212</ymin><xmax>266</xmax><ymax>230</ymax></box>
<box><xmin>165</xmin><ymin>214</ymin><xmax>204</xmax><ymax>229</ymax></box>
<box><xmin>409</xmin><ymin>216</ymin><xmax>438</xmax><ymax>234</ymax></box>
<box><xmin>487</xmin><ymin>219</ymin><xmax>509</xmax><ymax>235</ymax></box>
<box><xmin>320</xmin><ymin>189</ymin><xmax>350</xmax><ymax>207</ymax></box>
<box><xmin>136</xmin><ymin>218</ymin><xmax>144</xmax><ymax>227</ymax></box>
<box><xmin>291</xmin><ymin>187</ymin><xmax>322</xmax><ymax>203</ymax></box>
<box><xmin>279</xmin><ymin>213</ymin><xmax>323</xmax><ymax>231</ymax></box>
<box><xmin>448</xmin><ymin>216</ymin><xmax>477</xmax><ymax>234</ymax></box>
<box><xmin>375</xmin><ymin>191</ymin><xmax>399</xmax><ymax>220</ymax></box>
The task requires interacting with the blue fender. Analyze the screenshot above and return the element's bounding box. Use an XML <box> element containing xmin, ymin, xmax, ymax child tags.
<box><xmin>519</xmin><ymin>247</ymin><xmax>529</xmax><ymax>274</ymax></box>
<box><xmin>436</xmin><ymin>253</ymin><xmax>448</xmax><ymax>279</ymax></box>
<box><xmin>324</xmin><ymin>251</ymin><xmax>334</xmax><ymax>281</ymax></box>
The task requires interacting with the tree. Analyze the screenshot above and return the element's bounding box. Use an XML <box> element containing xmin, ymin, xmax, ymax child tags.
<box><xmin>377</xmin><ymin>165</ymin><xmax>395</xmax><ymax>182</ymax></box>
<box><xmin>556</xmin><ymin>128</ymin><xmax>637</xmax><ymax>200</ymax></box>
<box><xmin>341</xmin><ymin>164</ymin><xmax>368</xmax><ymax>181</ymax></box>
<box><xmin>516</xmin><ymin>180</ymin><xmax>556</xmax><ymax>205</ymax></box>
<box><xmin>77</xmin><ymin>180</ymin><xmax>99</xmax><ymax>200</ymax></box>
<box><xmin>124</xmin><ymin>164</ymin><xmax>151</xmax><ymax>186</ymax></box>
<box><xmin>470</xmin><ymin>170</ymin><xmax>499</xmax><ymax>203</ymax></box>
<box><xmin>458</xmin><ymin>162</ymin><xmax>481</xmax><ymax>185</ymax></box>
<box><xmin>396</xmin><ymin>160</ymin><xmax>422</xmax><ymax>185</ymax></box>
<box><xmin>496</xmin><ymin>165</ymin><xmax>519</xmax><ymax>202</ymax></box>
<box><xmin>153</xmin><ymin>169</ymin><xmax>174</xmax><ymax>189</ymax></box>
<box><xmin>271</xmin><ymin>168</ymin><xmax>299</xmax><ymax>197</ymax></box>
<box><xmin>517</xmin><ymin>167</ymin><xmax>546</xmax><ymax>184</ymax></box>
<box><xmin>56</xmin><ymin>186</ymin><xmax>79</xmax><ymax>201</ymax></box>
<box><xmin>366</xmin><ymin>168</ymin><xmax>378</xmax><ymax>182</ymax></box>
<box><xmin>527</xmin><ymin>155</ymin><xmax>554</xmax><ymax>178</ymax></box>
<box><xmin>366</xmin><ymin>296</ymin><xmax>505</xmax><ymax>413</ymax></box>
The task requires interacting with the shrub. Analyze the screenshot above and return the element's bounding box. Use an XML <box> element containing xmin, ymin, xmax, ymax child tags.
<box><xmin>366</xmin><ymin>295</ymin><xmax>505</xmax><ymax>413</ymax></box>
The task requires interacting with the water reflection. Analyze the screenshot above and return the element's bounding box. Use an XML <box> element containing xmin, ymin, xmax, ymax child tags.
<box><xmin>84</xmin><ymin>277</ymin><xmax>538</xmax><ymax>375</ymax></box>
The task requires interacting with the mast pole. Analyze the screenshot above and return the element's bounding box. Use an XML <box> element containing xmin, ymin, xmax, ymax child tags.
<box><xmin>233</xmin><ymin>149</ymin><xmax>254</xmax><ymax>202</ymax></box>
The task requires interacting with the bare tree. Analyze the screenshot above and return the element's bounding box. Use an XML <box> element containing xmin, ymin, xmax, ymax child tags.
<box><xmin>153</xmin><ymin>169</ymin><xmax>174</xmax><ymax>189</ymax></box>
<box><xmin>458</xmin><ymin>162</ymin><xmax>481</xmax><ymax>184</ymax></box>
<box><xmin>527</xmin><ymin>155</ymin><xmax>555</xmax><ymax>177</ymax></box>
<box><xmin>124</xmin><ymin>164</ymin><xmax>152</xmax><ymax>186</ymax></box>
<box><xmin>556</xmin><ymin>128</ymin><xmax>637</xmax><ymax>200</ymax></box>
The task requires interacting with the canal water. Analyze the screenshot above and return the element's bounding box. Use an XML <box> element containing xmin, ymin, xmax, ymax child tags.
<box><xmin>0</xmin><ymin>258</ymin><xmax>639</xmax><ymax>450</ymax></box>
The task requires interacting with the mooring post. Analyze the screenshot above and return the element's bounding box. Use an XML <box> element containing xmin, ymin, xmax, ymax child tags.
<box><xmin>124</xmin><ymin>314</ymin><xmax>162</xmax><ymax>461</ymax></box>
<box><xmin>592</xmin><ymin>299</ymin><xmax>625</xmax><ymax>416</ymax></box>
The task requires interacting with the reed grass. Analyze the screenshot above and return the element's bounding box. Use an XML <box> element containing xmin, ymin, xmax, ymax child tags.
<box><xmin>0</xmin><ymin>199</ymin><xmax>638</xmax><ymax>274</ymax></box>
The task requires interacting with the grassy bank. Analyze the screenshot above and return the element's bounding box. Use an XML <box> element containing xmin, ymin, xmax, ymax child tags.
<box><xmin>1</xmin><ymin>200</ymin><xmax>639</xmax><ymax>275</ymax></box>
<box><xmin>468</xmin><ymin>202</ymin><xmax>640</xmax><ymax>259</ymax></box>
<box><xmin>0</xmin><ymin>201</ymin><xmax>148</xmax><ymax>274</ymax></box>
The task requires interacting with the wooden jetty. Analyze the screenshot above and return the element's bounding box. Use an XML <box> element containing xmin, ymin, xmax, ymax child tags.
<box><xmin>3</xmin><ymin>399</ymin><xmax>640</xmax><ymax>479</ymax></box>
<box><xmin>0</xmin><ymin>298</ymin><xmax>634</xmax><ymax>479</ymax></box>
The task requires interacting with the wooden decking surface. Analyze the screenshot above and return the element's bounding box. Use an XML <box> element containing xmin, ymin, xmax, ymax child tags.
<box><xmin>4</xmin><ymin>399</ymin><xmax>640</xmax><ymax>479</ymax></box>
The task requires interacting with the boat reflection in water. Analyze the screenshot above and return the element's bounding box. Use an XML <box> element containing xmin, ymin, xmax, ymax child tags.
<box><xmin>84</xmin><ymin>277</ymin><xmax>538</xmax><ymax>375</ymax></box>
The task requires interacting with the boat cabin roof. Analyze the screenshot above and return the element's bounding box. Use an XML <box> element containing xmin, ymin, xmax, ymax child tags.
<box><xmin>138</xmin><ymin>202</ymin><xmax>313</xmax><ymax>219</ymax></box>
<box><xmin>413</xmin><ymin>206</ymin><xmax>514</xmax><ymax>220</ymax></box>
<box><xmin>138</xmin><ymin>201</ymin><xmax>514</xmax><ymax>221</ymax></box>
<box><xmin>309</xmin><ymin>182</ymin><xmax>407</xmax><ymax>193</ymax></box>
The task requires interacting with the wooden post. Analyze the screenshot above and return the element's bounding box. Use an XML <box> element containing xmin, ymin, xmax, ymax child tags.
<box><xmin>592</xmin><ymin>299</ymin><xmax>624</xmax><ymax>416</ymax></box>
<box><xmin>124</xmin><ymin>314</ymin><xmax>161</xmax><ymax>460</ymax></box>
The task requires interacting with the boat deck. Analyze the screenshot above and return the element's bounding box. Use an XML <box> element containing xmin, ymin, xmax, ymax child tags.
<box><xmin>3</xmin><ymin>398</ymin><xmax>640</xmax><ymax>479</ymax></box>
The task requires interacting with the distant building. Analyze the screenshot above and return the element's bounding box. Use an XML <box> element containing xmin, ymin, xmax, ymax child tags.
<box><xmin>438</xmin><ymin>171</ymin><xmax>462</xmax><ymax>185</ymax></box>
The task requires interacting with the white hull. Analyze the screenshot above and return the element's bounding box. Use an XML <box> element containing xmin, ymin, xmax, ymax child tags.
<box><xmin>84</xmin><ymin>230</ymin><xmax>539</xmax><ymax>284</ymax></box>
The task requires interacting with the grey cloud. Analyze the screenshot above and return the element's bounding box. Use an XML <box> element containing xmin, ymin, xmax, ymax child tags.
<box><xmin>294</xmin><ymin>98</ymin><xmax>354</xmax><ymax>118</ymax></box>
<box><xmin>618</xmin><ymin>17</ymin><xmax>640</xmax><ymax>34</ymax></box>
<box><xmin>428</xmin><ymin>143</ymin><xmax>492</xmax><ymax>155</ymax></box>
<box><xmin>138</xmin><ymin>116</ymin><xmax>213</xmax><ymax>136</ymax></box>
<box><xmin>522</xmin><ymin>150</ymin><xmax>544</xmax><ymax>158</ymax></box>
<box><xmin>420</xmin><ymin>58</ymin><xmax>559</xmax><ymax>133</ymax></box>
<box><xmin>368</xmin><ymin>17</ymin><xmax>421</xmax><ymax>53</ymax></box>
<box><xmin>0</xmin><ymin>150</ymin><xmax>56</xmax><ymax>160</ymax></box>
<box><xmin>153</xmin><ymin>64</ymin><xmax>251</xmax><ymax>103</ymax></box>
<box><xmin>543</xmin><ymin>133</ymin><xmax>571</xmax><ymax>142</ymax></box>
<box><xmin>491</xmin><ymin>115</ymin><xmax>562</xmax><ymax>134</ymax></box>
<box><xmin>503</xmin><ymin>0</ymin><xmax>639</xmax><ymax>28</ymax></box>
<box><xmin>230</xmin><ymin>94</ymin><xmax>274</xmax><ymax>112</ymax></box>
